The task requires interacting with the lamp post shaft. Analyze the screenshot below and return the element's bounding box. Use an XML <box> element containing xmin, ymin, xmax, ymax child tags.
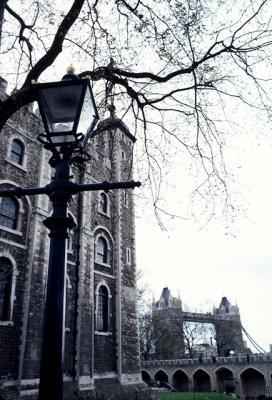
<box><xmin>38</xmin><ymin>161</ymin><xmax>73</xmax><ymax>400</ymax></box>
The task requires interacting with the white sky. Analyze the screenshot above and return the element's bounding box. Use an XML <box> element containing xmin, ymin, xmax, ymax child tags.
<box><xmin>136</xmin><ymin>136</ymin><xmax>272</xmax><ymax>353</ymax></box>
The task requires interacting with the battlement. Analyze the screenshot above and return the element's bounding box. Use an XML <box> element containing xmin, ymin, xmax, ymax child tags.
<box><xmin>142</xmin><ymin>354</ymin><xmax>272</xmax><ymax>368</ymax></box>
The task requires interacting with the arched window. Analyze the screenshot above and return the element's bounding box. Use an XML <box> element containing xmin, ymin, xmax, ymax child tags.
<box><xmin>95</xmin><ymin>237</ymin><xmax>108</xmax><ymax>264</ymax></box>
<box><xmin>0</xmin><ymin>197</ymin><xmax>18</xmax><ymax>229</ymax></box>
<box><xmin>10</xmin><ymin>139</ymin><xmax>24</xmax><ymax>165</ymax></box>
<box><xmin>97</xmin><ymin>285</ymin><xmax>108</xmax><ymax>332</ymax></box>
<box><xmin>0</xmin><ymin>258</ymin><xmax>13</xmax><ymax>321</ymax></box>
<box><xmin>99</xmin><ymin>192</ymin><xmax>108</xmax><ymax>214</ymax></box>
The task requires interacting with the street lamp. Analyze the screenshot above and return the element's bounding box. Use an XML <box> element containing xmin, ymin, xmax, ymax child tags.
<box><xmin>35</xmin><ymin>70</ymin><xmax>99</xmax><ymax>400</ymax></box>
<box><xmin>0</xmin><ymin>69</ymin><xmax>140</xmax><ymax>400</ymax></box>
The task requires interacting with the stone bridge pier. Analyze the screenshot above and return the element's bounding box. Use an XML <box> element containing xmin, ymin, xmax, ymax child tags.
<box><xmin>141</xmin><ymin>355</ymin><xmax>272</xmax><ymax>398</ymax></box>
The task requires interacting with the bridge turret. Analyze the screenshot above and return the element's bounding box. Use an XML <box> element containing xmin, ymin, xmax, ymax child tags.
<box><xmin>214</xmin><ymin>296</ymin><xmax>240</xmax><ymax>317</ymax></box>
<box><xmin>154</xmin><ymin>287</ymin><xmax>182</xmax><ymax>309</ymax></box>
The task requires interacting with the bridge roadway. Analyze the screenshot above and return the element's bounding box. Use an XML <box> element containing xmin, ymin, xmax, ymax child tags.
<box><xmin>141</xmin><ymin>354</ymin><xmax>272</xmax><ymax>397</ymax></box>
<box><xmin>182</xmin><ymin>312</ymin><xmax>240</xmax><ymax>323</ymax></box>
<box><xmin>182</xmin><ymin>312</ymin><xmax>215</xmax><ymax>323</ymax></box>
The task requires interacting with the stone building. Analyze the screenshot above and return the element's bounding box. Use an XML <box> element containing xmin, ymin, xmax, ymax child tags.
<box><xmin>0</xmin><ymin>77</ymin><xmax>144</xmax><ymax>399</ymax></box>
<box><xmin>152</xmin><ymin>287</ymin><xmax>246</xmax><ymax>360</ymax></box>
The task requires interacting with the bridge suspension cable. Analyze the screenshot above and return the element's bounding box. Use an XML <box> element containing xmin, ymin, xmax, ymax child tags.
<box><xmin>242</xmin><ymin>325</ymin><xmax>268</xmax><ymax>354</ymax></box>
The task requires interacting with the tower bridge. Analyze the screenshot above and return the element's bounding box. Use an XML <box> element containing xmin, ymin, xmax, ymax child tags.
<box><xmin>146</xmin><ymin>288</ymin><xmax>271</xmax><ymax>397</ymax></box>
<box><xmin>152</xmin><ymin>288</ymin><xmax>246</xmax><ymax>359</ymax></box>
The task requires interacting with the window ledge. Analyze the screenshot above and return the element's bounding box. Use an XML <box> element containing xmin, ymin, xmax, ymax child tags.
<box><xmin>0</xmin><ymin>226</ymin><xmax>22</xmax><ymax>236</ymax></box>
<box><xmin>95</xmin><ymin>331</ymin><xmax>112</xmax><ymax>336</ymax></box>
<box><xmin>0</xmin><ymin>321</ymin><xmax>14</xmax><ymax>327</ymax></box>
<box><xmin>5</xmin><ymin>158</ymin><xmax>27</xmax><ymax>171</ymax></box>
<box><xmin>94</xmin><ymin>261</ymin><xmax>111</xmax><ymax>268</ymax></box>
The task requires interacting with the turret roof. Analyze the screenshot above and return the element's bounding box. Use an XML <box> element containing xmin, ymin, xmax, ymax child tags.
<box><xmin>96</xmin><ymin>116</ymin><xmax>136</xmax><ymax>143</ymax></box>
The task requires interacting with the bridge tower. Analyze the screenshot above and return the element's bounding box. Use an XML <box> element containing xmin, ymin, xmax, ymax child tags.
<box><xmin>213</xmin><ymin>297</ymin><xmax>246</xmax><ymax>356</ymax></box>
<box><xmin>152</xmin><ymin>287</ymin><xmax>184</xmax><ymax>359</ymax></box>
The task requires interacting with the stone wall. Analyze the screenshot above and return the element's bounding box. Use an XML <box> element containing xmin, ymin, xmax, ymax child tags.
<box><xmin>141</xmin><ymin>355</ymin><xmax>272</xmax><ymax>397</ymax></box>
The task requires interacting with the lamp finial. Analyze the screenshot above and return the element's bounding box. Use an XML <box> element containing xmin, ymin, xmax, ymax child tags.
<box><xmin>62</xmin><ymin>65</ymin><xmax>79</xmax><ymax>81</ymax></box>
<box><xmin>67</xmin><ymin>64</ymin><xmax>75</xmax><ymax>74</ymax></box>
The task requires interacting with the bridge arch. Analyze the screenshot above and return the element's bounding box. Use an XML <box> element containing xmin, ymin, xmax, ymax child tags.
<box><xmin>215</xmin><ymin>367</ymin><xmax>235</xmax><ymax>393</ymax></box>
<box><xmin>172</xmin><ymin>369</ymin><xmax>189</xmax><ymax>391</ymax></box>
<box><xmin>141</xmin><ymin>370</ymin><xmax>152</xmax><ymax>385</ymax></box>
<box><xmin>193</xmin><ymin>368</ymin><xmax>211</xmax><ymax>392</ymax></box>
<box><xmin>240</xmin><ymin>367</ymin><xmax>266</xmax><ymax>399</ymax></box>
<box><xmin>154</xmin><ymin>369</ymin><xmax>168</xmax><ymax>384</ymax></box>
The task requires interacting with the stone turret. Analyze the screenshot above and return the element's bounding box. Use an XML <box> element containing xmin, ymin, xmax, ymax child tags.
<box><xmin>154</xmin><ymin>287</ymin><xmax>182</xmax><ymax>309</ymax></box>
<box><xmin>214</xmin><ymin>296</ymin><xmax>240</xmax><ymax>317</ymax></box>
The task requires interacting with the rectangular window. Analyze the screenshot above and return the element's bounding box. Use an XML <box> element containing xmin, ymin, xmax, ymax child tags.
<box><xmin>97</xmin><ymin>287</ymin><xmax>108</xmax><ymax>331</ymax></box>
<box><xmin>126</xmin><ymin>248</ymin><xmax>131</xmax><ymax>264</ymax></box>
<box><xmin>124</xmin><ymin>190</ymin><xmax>129</xmax><ymax>207</ymax></box>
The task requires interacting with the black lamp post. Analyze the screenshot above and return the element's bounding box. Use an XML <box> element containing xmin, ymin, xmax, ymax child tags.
<box><xmin>0</xmin><ymin>69</ymin><xmax>140</xmax><ymax>400</ymax></box>
<box><xmin>35</xmin><ymin>71</ymin><xmax>100</xmax><ymax>400</ymax></box>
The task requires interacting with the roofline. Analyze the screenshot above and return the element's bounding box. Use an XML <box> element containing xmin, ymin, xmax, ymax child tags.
<box><xmin>95</xmin><ymin>118</ymin><xmax>136</xmax><ymax>143</ymax></box>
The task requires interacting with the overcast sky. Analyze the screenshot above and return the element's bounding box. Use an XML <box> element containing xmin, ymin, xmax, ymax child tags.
<box><xmin>136</xmin><ymin>133</ymin><xmax>272</xmax><ymax>353</ymax></box>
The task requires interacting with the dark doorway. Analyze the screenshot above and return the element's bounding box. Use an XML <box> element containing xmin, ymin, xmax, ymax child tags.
<box><xmin>155</xmin><ymin>370</ymin><xmax>168</xmax><ymax>384</ymax></box>
<box><xmin>141</xmin><ymin>370</ymin><xmax>151</xmax><ymax>385</ymax></box>
<box><xmin>193</xmin><ymin>369</ymin><xmax>211</xmax><ymax>392</ymax></box>
<box><xmin>241</xmin><ymin>368</ymin><xmax>266</xmax><ymax>399</ymax></box>
<box><xmin>216</xmin><ymin>367</ymin><xmax>235</xmax><ymax>393</ymax></box>
<box><xmin>173</xmin><ymin>370</ymin><xmax>189</xmax><ymax>391</ymax></box>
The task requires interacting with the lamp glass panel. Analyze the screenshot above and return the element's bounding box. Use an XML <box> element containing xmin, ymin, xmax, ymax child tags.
<box><xmin>77</xmin><ymin>85</ymin><xmax>97</xmax><ymax>138</ymax></box>
<box><xmin>50</xmin><ymin>133</ymin><xmax>75</xmax><ymax>145</ymax></box>
<box><xmin>39</xmin><ymin>84</ymin><xmax>84</xmax><ymax>134</ymax></box>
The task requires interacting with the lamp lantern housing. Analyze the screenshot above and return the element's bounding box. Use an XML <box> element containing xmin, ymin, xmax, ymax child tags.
<box><xmin>35</xmin><ymin>79</ymin><xmax>98</xmax><ymax>149</ymax></box>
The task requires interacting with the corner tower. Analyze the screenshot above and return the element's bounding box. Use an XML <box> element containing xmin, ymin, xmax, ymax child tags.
<box><xmin>92</xmin><ymin>116</ymin><xmax>141</xmax><ymax>387</ymax></box>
